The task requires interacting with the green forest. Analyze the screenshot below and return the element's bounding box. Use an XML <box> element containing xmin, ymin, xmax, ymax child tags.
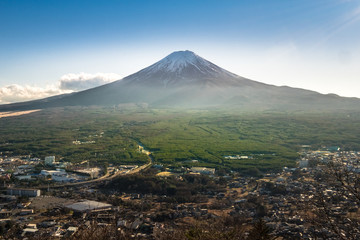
<box><xmin>1</xmin><ymin>107</ymin><xmax>360</xmax><ymax>173</ymax></box>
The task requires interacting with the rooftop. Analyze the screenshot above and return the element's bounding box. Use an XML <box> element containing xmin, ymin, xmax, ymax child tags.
<box><xmin>66</xmin><ymin>200</ymin><xmax>112</xmax><ymax>212</ymax></box>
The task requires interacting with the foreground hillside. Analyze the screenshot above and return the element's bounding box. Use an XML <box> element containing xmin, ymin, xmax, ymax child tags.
<box><xmin>1</xmin><ymin>107</ymin><xmax>360</xmax><ymax>173</ymax></box>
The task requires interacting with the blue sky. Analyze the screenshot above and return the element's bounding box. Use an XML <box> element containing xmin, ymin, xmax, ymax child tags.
<box><xmin>1</xmin><ymin>0</ymin><xmax>360</xmax><ymax>103</ymax></box>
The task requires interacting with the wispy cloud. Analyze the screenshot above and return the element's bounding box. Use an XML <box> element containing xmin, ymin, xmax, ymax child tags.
<box><xmin>0</xmin><ymin>73</ymin><xmax>121</xmax><ymax>104</ymax></box>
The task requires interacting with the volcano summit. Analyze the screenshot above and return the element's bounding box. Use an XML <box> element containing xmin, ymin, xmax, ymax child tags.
<box><xmin>1</xmin><ymin>50</ymin><xmax>359</xmax><ymax>111</ymax></box>
<box><xmin>120</xmin><ymin>50</ymin><xmax>247</xmax><ymax>88</ymax></box>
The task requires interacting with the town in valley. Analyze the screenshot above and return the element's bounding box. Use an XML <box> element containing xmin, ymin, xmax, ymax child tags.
<box><xmin>1</xmin><ymin>144</ymin><xmax>359</xmax><ymax>239</ymax></box>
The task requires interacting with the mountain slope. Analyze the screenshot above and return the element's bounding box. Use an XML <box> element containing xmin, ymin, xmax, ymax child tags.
<box><xmin>120</xmin><ymin>50</ymin><xmax>256</xmax><ymax>88</ymax></box>
<box><xmin>0</xmin><ymin>50</ymin><xmax>359</xmax><ymax>111</ymax></box>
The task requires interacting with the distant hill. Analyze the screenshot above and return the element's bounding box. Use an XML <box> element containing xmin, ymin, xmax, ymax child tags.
<box><xmin>1</xmin><ymin>50</ymin><xmax>359</xmax><ymax>111</ymax></box>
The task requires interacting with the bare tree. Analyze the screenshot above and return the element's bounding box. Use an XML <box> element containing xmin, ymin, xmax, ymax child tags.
<box><xmin>308</xmin><ymin>161</ymin><xmax>360</xmax><ymax>239</ymax></box>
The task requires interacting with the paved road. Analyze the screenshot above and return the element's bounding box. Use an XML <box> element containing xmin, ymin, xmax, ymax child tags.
<box><xmin>39</xmin><ymin>146</ymin><xmax>153</xmax><ymax>190</ymax></box>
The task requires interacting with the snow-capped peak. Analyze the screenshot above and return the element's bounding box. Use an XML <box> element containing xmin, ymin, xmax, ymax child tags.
<box><xmin>149</xmin><ymin>50</ymin><xmax>211</xmax><ymax>73</ymax></box>
<box><xmin>122</xmin><ymin>50</ymin><xmax>241</xmax><ymax>88</ymax></box>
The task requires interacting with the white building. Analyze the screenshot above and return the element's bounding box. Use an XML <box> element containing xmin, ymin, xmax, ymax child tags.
<box><xmin>299</xmin><ymin>159</ymin><xmax>309</xmax><ymax>168</ymax></box>
<box><xmin>191</xmin><ymin>167</ymin><xmax>215</xmax><ymax>175</ymax></box>
<box><xmin>7</xmin><ymin>188</ymin><xmax>41</xmax><ymax>197</ymax></box>
<box><xmin>16</xmin><ymin>175</ymin><xmax>33</xmax><ymax>181</ymax></box>
<box><xmin>66</xmin><ymin>200</ymin><xmax>113</xmax><ymax>213</ymax></box>
<box><xmin>40</xmin><ymin>169</ymin><xmax>76</xmax><ymax>182</ymax></box>
<box><xmin>45</xmin><ymin>156</ymin><xmax>55</xmax><ymax>165</ymax></box>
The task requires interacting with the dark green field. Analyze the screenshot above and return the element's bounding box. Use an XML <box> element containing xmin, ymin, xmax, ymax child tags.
<box><xmin>1</xmin><ymin>107</ymin><xmax>360</xmax><ymax>173</ymax></box>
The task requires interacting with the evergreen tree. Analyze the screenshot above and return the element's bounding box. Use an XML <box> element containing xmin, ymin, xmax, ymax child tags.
<box><xmin>247</xmin><ymin>219</ymin><xmax>277</xmax><ymax>240</ymax></box>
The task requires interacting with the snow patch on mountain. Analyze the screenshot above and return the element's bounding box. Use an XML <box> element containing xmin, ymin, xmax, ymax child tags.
<box><xmin>154</xmin><ymin>50</ymin><xmax>210</xmax><ymax>72</ymax></box>
<box><xmin>139</xmin><ymin>50</ymin><xmax>235</xmax><ymax>77</ymax></box>
<box><xmin>121</xmin><ymin>50</ymin><xmax>243</xmax><ymax>87</ymax></box>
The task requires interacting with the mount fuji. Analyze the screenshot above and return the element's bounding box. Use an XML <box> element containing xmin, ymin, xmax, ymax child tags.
<box><xmin>120</xmin><ymin>50</ymin><xmax>248</xmax><ymax>88</ymax></box>
<box><xmin>1</xmin><ymin>50</ymin><xmax>359</xmax><ymax>111</ymax></box>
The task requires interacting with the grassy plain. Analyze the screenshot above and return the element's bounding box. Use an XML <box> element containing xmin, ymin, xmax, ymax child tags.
<box><xmin>0</xmin><ymin>107</ymin><xmax>359</xmax><ymax>173</ymax></box>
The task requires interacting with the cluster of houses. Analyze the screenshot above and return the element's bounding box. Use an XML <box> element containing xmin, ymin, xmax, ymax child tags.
<box><xmin>0</xmin><ymin>155</ymin><xmax>40</xmax><ymax>181</ymax></box>
<box><xmin>226</xmin><ymin>149</ymin><xmax>360</xmax><ymax>239</ymax></box>
<box><xmin>0</xmin><ymin>154</ymin><xmax>105</xmax><ymax>184</ymax></box>
<box><xmin>1</xmin><ymin>149</ymin><xmax>359</xmax><ymax>239</ymax></box>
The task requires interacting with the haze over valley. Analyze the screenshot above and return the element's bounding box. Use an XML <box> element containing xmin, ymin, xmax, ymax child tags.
<box><xmin>1</xmin><ymin>50</ymin><xmax>359</xmax><ymax>112</ymax></box>
<box><xmin>1</xmin><ymin>1</ymin><xmax>360</xmax><ymax>239</ymax></box>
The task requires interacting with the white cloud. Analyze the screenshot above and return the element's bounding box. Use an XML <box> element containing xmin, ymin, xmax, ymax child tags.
<box><xmin>0</xmin><ymin>73</ymin><xmax>121</xmax><ymax>104</ymax></box>
<box><xmin>0</xmin><ymin>84</ymin><xmax>66</xmax><ymax>104</ymax></box>
<box><xmin>59</xmin><ymin>72</ymin><xmax>121</xmax><ymax>91</ymax></box>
